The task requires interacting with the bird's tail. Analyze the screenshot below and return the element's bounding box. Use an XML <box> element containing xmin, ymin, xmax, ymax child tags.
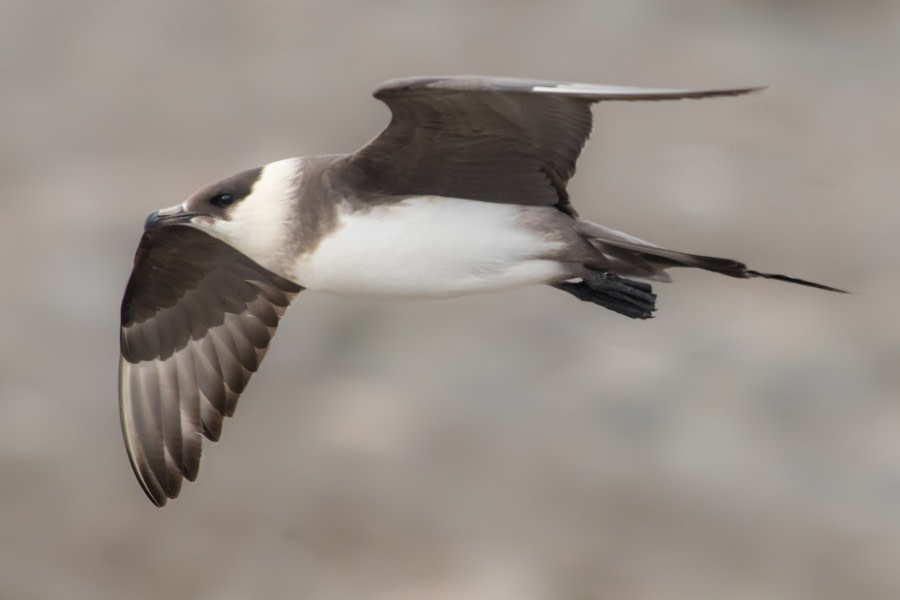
<box><xmin>743</xmin><ymin>270</ymin><xmax>847</xmax><ymax>293</ymax></box>
<box><xmin>575</xmin><ymin>220</ymin><xmax>847</xmax><ymax>293</ymax></box>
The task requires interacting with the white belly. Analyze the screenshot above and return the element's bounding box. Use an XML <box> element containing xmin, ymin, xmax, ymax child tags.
<box><xmin>291</xmin><ymin>196</ymin><xmax>569</xmax><ymax>298</ymax></box>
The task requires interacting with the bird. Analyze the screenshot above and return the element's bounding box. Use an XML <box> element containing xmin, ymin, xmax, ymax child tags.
<box><xmin>119</xmin><ymin>75</ymin><xmax>845</xmax><ymax>506</ymax></box>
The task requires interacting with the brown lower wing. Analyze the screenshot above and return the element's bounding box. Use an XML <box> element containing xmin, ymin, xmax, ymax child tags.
<box><xmin>119</xmin><ymin>225</ymin><xmax>301</xmax><ymax>506</ymax></box>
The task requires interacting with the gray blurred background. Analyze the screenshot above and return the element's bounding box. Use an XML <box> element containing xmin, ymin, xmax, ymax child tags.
<box><xmin>1</xmin><ymin>1</ymin><xmax>898</xmax><ymax>598</ymax></box>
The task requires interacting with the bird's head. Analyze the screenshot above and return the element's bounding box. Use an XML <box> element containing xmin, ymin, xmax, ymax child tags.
<box><xmin>144</xmin><ymin>157</ymin><xmax>302</xmax><ymax>273</ymax></box>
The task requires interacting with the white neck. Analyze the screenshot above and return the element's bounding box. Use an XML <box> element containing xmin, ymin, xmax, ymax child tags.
<box><xmin>198</xmin><ymin>157</ymin><xmax>302</xmax><ymax>275</ymax></box>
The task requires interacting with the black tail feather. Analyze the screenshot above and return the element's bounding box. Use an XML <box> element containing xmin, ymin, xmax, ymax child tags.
<box><xmin>626</xmin><ymin>246</ymin><xmax>848</xmax><ymax>294</ymax></box>
<box><xmin>745</xmin><ymin>270</ymin><xmax>848</xmax><ymax>294</ymax></box>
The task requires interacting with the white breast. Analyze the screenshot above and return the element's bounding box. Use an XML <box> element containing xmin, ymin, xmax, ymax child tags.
<box><xmin>291</xmin><ymin>196</ymin><xmax>569</xmax><ymax>299</ymax></box>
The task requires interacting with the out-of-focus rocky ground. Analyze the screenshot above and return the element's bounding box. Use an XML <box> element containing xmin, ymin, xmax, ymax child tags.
<box><xmin>1</xmin><ymin>1</ymin><xmax>898</xmax><ymax>598</ymax></box>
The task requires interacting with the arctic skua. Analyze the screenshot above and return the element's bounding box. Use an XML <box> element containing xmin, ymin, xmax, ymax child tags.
<box><xmin>119</xmin><ymin>75</ymin><xmax>845</xmax><ymax>506</ymax></box>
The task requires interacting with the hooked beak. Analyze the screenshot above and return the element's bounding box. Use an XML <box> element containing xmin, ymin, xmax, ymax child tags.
<box><xmin>144</xmin><ymin>206</ymin><xmax>198</xmax><ymax>231</ymax></box>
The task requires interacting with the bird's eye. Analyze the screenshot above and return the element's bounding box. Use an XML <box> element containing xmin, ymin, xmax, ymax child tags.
<box><xmin>210</xmin><ymin>193</ymin><xmax>235</xmax><ymax>208</ymax></box>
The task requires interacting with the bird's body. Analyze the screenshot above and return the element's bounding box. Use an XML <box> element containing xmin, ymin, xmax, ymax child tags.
<box><xmin>293</xmin><ymin>195</ymin><xmax>572</xmax><ymax>298</ymax></box>
<box><xmin>191</xmin><ymin>155</ymin><xmax>623</xmax><ymax>300</ymax></box>
<box><xmin>120</xmin><ymin>76</ymin><xmax>844</xmax><ymax>506</ymax></box>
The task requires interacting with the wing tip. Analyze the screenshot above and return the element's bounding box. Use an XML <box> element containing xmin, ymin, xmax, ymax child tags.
<box><xmin>372</xmin><ymin>75</ymin><xmax>768</xmax><ymax>102</ymax></box>
<box><xmin>533</xmin><ymin>83</ymin><xmax>767</xmax><ymax>101</ymax></box>
<box><xmin>127</xmin><ymin>453</ymin><xmax>190</xmax><ymax>507</ymax></box>
<box><xmin>123</xmin><ymin>446</ymin><xmax>178</xmax><ymax>507</ymax></box>
<box><xmin>119</xmin><ymin>359</ymin><xmax>186</xmax><ymax>508</ymax></box>
<box><xmin>139</xmin><ymin>477</ymin><xmax>169</xmax><ymax>507</ymax></box>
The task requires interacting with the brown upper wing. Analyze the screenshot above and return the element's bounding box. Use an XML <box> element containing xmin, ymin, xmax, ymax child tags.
<box><xmin>344</xmin><ymin>76</ymin><xmax>762</xmax><ymax>215</ymax></box>
<box><xmin>119</xmin><ymin>225</ymin><xmax>301</xmax><ymax>506</ymax></box>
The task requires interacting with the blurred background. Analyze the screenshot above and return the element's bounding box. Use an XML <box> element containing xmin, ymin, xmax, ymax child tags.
<box><xmin>1</xmin><ymin>1</ymin><xmax>898</xmax><ymax>598</ymax></box>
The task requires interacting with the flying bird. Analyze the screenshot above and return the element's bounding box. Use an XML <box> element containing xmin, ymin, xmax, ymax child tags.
<box><xmin>119</xmin><ymin>76</ymin><xmax>844</xmax><ymax>506</ymax></box>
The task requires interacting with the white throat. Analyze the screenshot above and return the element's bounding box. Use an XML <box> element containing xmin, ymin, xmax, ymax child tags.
<box><xmin>194</xmin><ymin>158</ymin><xmax>302</xmax><ymax>274</ymax></box>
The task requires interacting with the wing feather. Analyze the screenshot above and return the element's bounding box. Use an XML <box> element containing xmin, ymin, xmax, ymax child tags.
<box><xmin>119</xmin><ymin>225</ymin><xmax>301</xmax><ymax>506</ymax></box>
<box><xmin>345</xmin><ymin>76</ymin><xmax>762</xmax><ymax>216</ymax></box>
